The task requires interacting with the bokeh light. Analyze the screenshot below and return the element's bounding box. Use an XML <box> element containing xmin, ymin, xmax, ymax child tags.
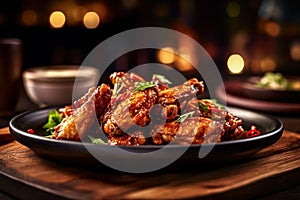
<box><xmin>290</xmin><ymin>42</ymin><xmax>300</xmax><ymax>61</ymax></box>
<box><xmin>260</xmin><ymin>57</ymin><xmax>276</xmax><ymax>72</ymax></box>
<box><xmin>49</xmin><ymin>11</ymin><xmax>66</xmax><ymax>28</ymax></box>
<box><xmin>21</xmin><ymin>9</ymin><xmax>38</xmax><ymax>26</ymax></box>
<box><xmin>176</xmin><ymin>54</ymin><xmax>194</xmax><ymax>71</ymax></box>
<box><xmin>265</xmin><ymin>21</ymin><xmax>281</xmax><ymax>37</ymax></box>
<box><xmin>227</xmin><ymin>54</ymin><xmax>244</xmax><ymax>74</ymax></box>
<box><xmin>83</xmin><ymin>12</ymin><xmax>100</xmax><ymax>29</ymax></box>
<box><xmin>157</xmin><ymin>47</ymin><xmax>175</xmax><ymax>64</ymax></box>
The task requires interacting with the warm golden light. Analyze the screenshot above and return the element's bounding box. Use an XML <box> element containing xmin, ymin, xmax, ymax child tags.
<box><xmin>260</xmin><ymin>58</ymin><xmax>276</xmax><ymax>72</ymax></box>
<box><xmin>290</xmin><ymin>42</ymin><xmax>300</xmax><ymax>61</ymax></box>
<box><xmin>176</xmin><ymin>54</ymin><xmax>194</xmax><ymax>71</ymax></box>
<box><xmin>83</xmin><ymin>12</ymin><xmax>100</xmax><ymax>29</ymax></box>
<box><xmin>21</xmin><ymin>9</ymin><xmax>37</xmax><ymax>26</ymax></box>
<box><xmin>265</xmin><ymin>22</ymin><xmax>281</xmax><ymax>37</ymax></box>
<box><xmin>227</xmin><ymin>54</ymin><xmax>244</xmax><ymax>74</ymax></box>
<box><xmin>91</xmin><ymin>3</ymin><xmax>108</xmax><ymax>21</ymax></box>
<box><xmin>49</xmin><ymin>11</ymin><xmax>66</xmax><ymax>28</ymax></box>
<box><xmin>71</xmin><ymin>6</ymin><xmax>86</xmax><ymax>22</ymax></box>
<box><xmin>227</xmin><ymin>1</ymin><xmax>240</xmax><ymax>17</ymax></box>
<box><xmin>157</xmin><ymin>47</ymin><xmax>175</xmax><ymax>64</ymax></box>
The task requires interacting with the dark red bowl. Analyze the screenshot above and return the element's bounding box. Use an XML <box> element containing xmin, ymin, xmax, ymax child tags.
<box><xmin>241</xmin><ymin>76</ymin><xmax>300</xmax><ymax>103</ymax></box>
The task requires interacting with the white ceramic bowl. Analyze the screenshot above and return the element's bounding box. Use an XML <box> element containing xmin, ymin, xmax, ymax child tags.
<box><xmin>22</xmin><ymin>65</ymin><xmax>100</xmax><ymax>107</ymax></box>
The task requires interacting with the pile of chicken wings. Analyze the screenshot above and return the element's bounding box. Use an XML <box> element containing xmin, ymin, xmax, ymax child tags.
<box><xmin>52</xmin><ymin>72</ymin><xmax>245</xmax><ymax>145</ymax></box>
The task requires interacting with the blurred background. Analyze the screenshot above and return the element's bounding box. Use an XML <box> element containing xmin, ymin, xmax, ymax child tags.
<box><xmin>0</xmin><ymin>0</ymin><xmax>299</xmax><ymax>131</ymax></box>
<box><xmin>0</xmin><ymin>0</ymin><xmax>299</xmax><ymax>78</ymax></box>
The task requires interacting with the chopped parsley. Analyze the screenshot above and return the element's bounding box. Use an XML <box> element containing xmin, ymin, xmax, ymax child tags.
<box><xmin>88</xmin><ymin>135</ymin><xmax>107</xmax><ymax>144</ymax></box>
<box><xmin>43</xmin><ymin>109</ymin><xmax>62</xmax><ymax>136</ymax></box>
<box><xmin>176</xmin><ymin>111</ymin><xmax>195</xmax><ymax>123</ymax></box>
<box><xmin>202</xmin><ymin>99</ymin><xmax>225</xmax><ymax>110</ymax></box>
<box><xmin>198</xmin><ymin>101</ymin><xmax>209</xmax><ymax>112</ymax></box>
<box><xmin>153</xmin><ymin>74</ymin><xmax>172</xmax><ymax>84</ymax></box>
<box><xmin>112</xmin><ymin>77</ymin><xmax>124</xmax><ymax>98</ymax></box>
<box><xmin>133</xmin><ymin>81</ymin><xmax>157</xmax><ymax>93</ymax></box>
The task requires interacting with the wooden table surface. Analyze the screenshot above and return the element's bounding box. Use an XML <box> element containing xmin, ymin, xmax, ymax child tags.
<box><xmin>0</xmin><ymin>127</ymin><xmax>300</xmax><ymax>200</ymax></box>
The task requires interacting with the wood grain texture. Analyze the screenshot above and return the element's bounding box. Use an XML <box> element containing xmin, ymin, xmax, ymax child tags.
<box><xmin>0</xmin><ymin>129</ymin><xmax>299</xmax><ymax>200</ymax></box>
<box><xmin>0</xmin><ymin>127</ymin><xmax>14</xmax><ymax>144</ymax></box>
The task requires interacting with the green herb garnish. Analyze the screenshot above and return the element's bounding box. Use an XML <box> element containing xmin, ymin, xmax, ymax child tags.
<box><xmin>176</xmin><ymin>111</ymin><xmax>195</xmax><ymax>122</ymax></box>
<box><xmin>43</xmin><ymin>109</ymin><xmax>63</xmax><ymax>136</ymax></box>
<box><xmin>202</xmin><ymin>99</ymin><xmax>225</xmax><ymax>110</ymax></box>
<box><xmin>133</xmin><ymin>81</ymin><xmax>157</xmax><ymax>93</ymax></box>
<box><xmin>256</xmin><ymin>72</ymin><xmax>291</xmax><ymax>90</ymax></box>
<box><xmin>88</xmin><ymin>135</ymin><xmax>107</xmax><ymax>144</ymax></box>
<box><xmin>112</xmin><ymin>77</ymin><xmax>124</xmax><ymax>98</ymax></box>
<box><xmin>198</xmin><ymin>101</ymin><xmax>209</xmax><ymax>112</ymax></box>
<box><xmin>153</xmin><ymin>74</ymin><xmax>172</xmax><ymax>84</ymax></box>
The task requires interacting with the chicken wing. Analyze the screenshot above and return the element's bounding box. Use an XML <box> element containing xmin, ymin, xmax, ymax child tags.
<box><xmin>52</xmin><ymin>84</ymin><xmax>112</xmax><ymax>140</ymax></box>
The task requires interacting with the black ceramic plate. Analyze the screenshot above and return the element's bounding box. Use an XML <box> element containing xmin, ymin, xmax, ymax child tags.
<box><xmin>9</xmin><ymin>107</ymin><xmax>283</xmax><ymax>171</ymax></box>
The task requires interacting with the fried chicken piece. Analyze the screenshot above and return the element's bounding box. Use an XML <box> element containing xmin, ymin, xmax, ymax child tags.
<box><xmin>103</xmin><ymin>71</ymin><xmax>159</xmax><ymax>137</ymax></box>
<box><xmin>110</xmin><ymin>71</ymin><xmax>145</xmax><ymax>85</ymax></box>
<box><xmin>151</xmin><ymin>121</ymin><xmax>179</xmax><ymax>145</ymax></box>
<box><xmin>150</xmin><ymin>117</ymin><xmax>222</xmax><ymax>145</ymax></box>
<box><xmin>150</xmin><ymin>104</ymin><xmax>179</xmax><ymax>123</ymax></box>
<box><xmin>102</xmin><ymin>87</ymin><xmax>158</xmax><ymax>136</ymax></box>
<box><xmin>107</xmin><ymin>130</ymin><xmax>148</xmax><ymax>145</ymax></box>
<box><xmin>157</xmin><ymin>78</ymin><xmax>204</xmax><ymax>106</ymax></box>
<box><xmin>110</xmin><ymin>71</ymin><xmax>145</xmax><ymax>95</ymax></box>
<box><xmin>181</xmin><ymin>98</ymin><xmax>244</xmax><ymax>141</ymax></box>
<box><xmin>52</xmin><ymin>84</ymin><xmax>112</xmax><ymax>140</ymax></box>
<box><xmin>154</xmin><ymin>78</ymin><xmax>204</xmax><ymax>122</ymax></box>
<box><xmin>222</xmin><ymin>112</ymin><xmax>244</xmax><ymax>141</ymax></box>
<box><xmin>94</xmin><ymin>84</ymin><xmax>113</xmax><ymax>119</ymax></box>
<box><xmin>129</xmin><ymin>88</ymin><xmax>158</xmax><ymax>126</ymax></box>
<box><xmin>175</xmin><ymin>117</ymin><xmax>223</xmax><ymax>144</ymax></box>
<box><xmin>196</xmin><ymin>99</ymin><xmax>244</xmax><ymax>140</ymax></box>
<box><xmin>150</xmin><ymin>98</ymin><xmax>244</xmax><ymax>145</ymax></box>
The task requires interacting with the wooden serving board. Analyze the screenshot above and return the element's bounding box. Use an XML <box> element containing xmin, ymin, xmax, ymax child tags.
<box><xmin>0</xmin><ymin>127</ymin><xmax>13</xmax><ymax>145</ymax></box>
<box><xmin>0</xmin><ymin>128</ymin><xmax>300</xmax><ymax>200</ymax></box>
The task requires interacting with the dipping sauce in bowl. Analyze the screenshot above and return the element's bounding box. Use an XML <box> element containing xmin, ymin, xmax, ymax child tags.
<box><xmin>23</xmin><ymin>65</ymin><xmax>100</xmax><ymax>107</ymax></box>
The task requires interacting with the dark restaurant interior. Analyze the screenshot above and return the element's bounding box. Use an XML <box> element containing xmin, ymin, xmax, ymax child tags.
<box><xmin>1</xmin><ymin>0</ymin><xmax>300</xmax><ymax>109</ymax></box>
<box><xmin>1</xmin><ymin>0</ymin><xmax>300</xmax><ymax>75</ymax></box>
<box><xmin>0</xmin><ymin>0</ymin><xmax>300</xmax><ymax>199</ymax></box>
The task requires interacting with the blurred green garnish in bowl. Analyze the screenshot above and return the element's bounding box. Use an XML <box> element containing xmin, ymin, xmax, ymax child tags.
<box><xmin>256</xmin><ymin>72</ymin><xmax>300</xmax><ymax>91</ymax></box>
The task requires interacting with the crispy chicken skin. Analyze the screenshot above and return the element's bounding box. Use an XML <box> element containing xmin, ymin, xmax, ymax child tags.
<box><xmin>181</xmin><ymin>99</ymin><xmax>244</xmax><ymax>141</ymax></box>
<box><xmin>102</xmin><ymin>87</ymin><xmax>158</xmax><ymax>135</ymax></box>
<box><xmin>102</xmin><ymin>72</ymin><xmax>157</xmax><ymax>136</ymax></box>
<box><xmin>155</xmin><ymin>78</ymin><xmax>204</xmax><ymax>122</ymax></box>
<box><xmin>102</xmin><ymin>72</ymin><xmax>206</xmax><ymax>145</ymax></box>
<box><xmin>129</xmin><ymin>88</ymin><xmax>158</xmax><ymax>126</ymax></box>
<box><xmin>157</xmin><ymin>78</ymin><xmax>204</xmax><ymax>106</ymax></box>
<box><xmin>151</xmin><ymin>117</ymin><xmax>222</xmax><ymax>145</ymax></box>
<box><xmin>107</xmin><ymin>130</ymin><xmax>148</xmax><ymax>145</ymax></box>
<box><xmin>52</xmin><ymin>84</ymin><xmax>112</xmax><ymax>140</ymax></box>
<box><xmin>109</xmin><ymin>71</ymin><xmax>145</xmax><ymax>95</ymax></box>
<box><xmin>51</xmin><ymin>71</ymin><xmax>245</xmax><ymax>145</ymax></box>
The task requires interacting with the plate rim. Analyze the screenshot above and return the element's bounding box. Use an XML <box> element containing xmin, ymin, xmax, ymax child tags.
<box><xmin>9</xmin><ymin>106</ymin><xmax>284</xmax><ymax>149</ymax></box>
